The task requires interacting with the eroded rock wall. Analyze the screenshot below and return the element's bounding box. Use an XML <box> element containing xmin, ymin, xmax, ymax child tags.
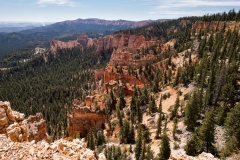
<box><xmin>192</xmin><ymin>21</ymin><xmax>240</xmax><ymax>33</ymax></box>
<box><xmin>0</xmin><ymin>101</ymin><xmax>50</xmax><ymax>143</ymax></box>
<box><xmin>68</xmin><ymin>102</ymin><xmax>106</xmax><ymax>139</ymax></box>
<box><xmin>50</xmin><ymin>33</ymin><xmax>161</xmax><ymax>54</ymax></box>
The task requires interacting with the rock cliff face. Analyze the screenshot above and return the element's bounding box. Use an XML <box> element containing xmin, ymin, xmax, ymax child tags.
<box><xmin>0</xmin><ymin>101</ymin><xmax>50</xmax><ymax>143</ymax></box>
<box><xmin>192</xmin><ymin>21</ymin><xmax>240</xmax><ymax>33</ymax></box>
<box><xmin>68</xmin><ymin>100</ymin><xmax>106</xmax><ymax>139</ymax></box>
<box><xmin>50</xmin><ymin>33</ymin><xmax>162</xmax><ymax>53</ymax></box>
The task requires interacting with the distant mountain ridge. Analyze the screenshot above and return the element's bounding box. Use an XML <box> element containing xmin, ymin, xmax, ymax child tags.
<box><xmin>20</xmin><ymin>18</ymin><xmax>154</xmax><ymax>34</ymax></box>
<box><xmin>0</xmin><ymin>18</ymin><xmax>155</xmax><ymax>57</ymax></box>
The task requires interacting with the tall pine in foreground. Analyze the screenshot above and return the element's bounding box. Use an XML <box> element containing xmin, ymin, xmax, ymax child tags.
<box><xmin>158</xmin><ymin>132</ymin><xmax>171</xmax><ymax>160</ymax></box>
<box><xmin>184</xmin><ymin>91</ymin><xmax>201</xmax><ymax>130</ymax></box>
<box><xmin>222</xmin><ymin>103</ymin><xmax>240</xmax><ymax>156</ymax></box>
<box><xmin>199</xmin><ymin>109</ymin><xmax>215</xmax><ymax>154</ymax></box>
<box><xmin>155</xmin><ymin>97</ymin><xmax>163</xmax><ymax>139</ymax></box>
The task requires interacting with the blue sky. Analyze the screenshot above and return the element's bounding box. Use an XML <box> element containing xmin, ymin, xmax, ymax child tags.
<box><xmin>1</xmin><ymin>0</ymin><xmax>240</xmax><ymax>23</ymax></box>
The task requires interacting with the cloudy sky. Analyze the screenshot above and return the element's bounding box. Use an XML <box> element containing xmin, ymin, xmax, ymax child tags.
<box><xmin>1</xmin><ymin>0</ymin><xmax>240</xmax><ymax>22</ymax></box>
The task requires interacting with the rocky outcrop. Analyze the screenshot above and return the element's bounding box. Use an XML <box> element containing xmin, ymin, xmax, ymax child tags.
<box><xmin>68</xmin><ymin>100</ymin><xmax>106</xmax><ymax>139</ymax></box>
<box><xmin>0</xmin><ymin>134</ymin><xmax>97</xmax><ymax>160</ymax></box>
<box><xmin>170</xmin><ymin>152</ymin><xmax>219</xmax><ymax>160</ymax></box>
<box><xmin>104</xmin><ymin>71</ymin><xmax>147</xmax><ymax>86</ymax></box>
<box><xmin>0</xmin><ymin>101</ymin><xmax>50</xmax><ymax>143</ymax></box>
<box><xmin>27</xmin><ymin>113</ymin><xmax>51</xmax><ymax>143</ymax></box>
<box><xmin>192</xmin><ymin>21</ymin><xmax>240</xmax><ymax>33</ymax></box>
<box><xmin>50</xmin><ymin>33</ymin><xmax>163</xmax><ymax>53</ymax></box>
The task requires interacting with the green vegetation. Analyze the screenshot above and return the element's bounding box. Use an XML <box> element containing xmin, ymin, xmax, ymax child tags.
<box><xmin>0</xmin><ymin>46</ymin><xmax>111</xmax><ymax>140</ymax></box>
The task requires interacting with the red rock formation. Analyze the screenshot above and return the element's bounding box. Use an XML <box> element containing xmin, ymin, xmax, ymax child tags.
<box><xmin>192</xmin><ymin>21</ymin><xmax>240</xmax><ymax>33</ymax></box>
<box><xmin>94</xmin><ymin>69</ymin><xmax>105</xmax><ymax>82</ymax></box>
<box><xmin>104</xmin><ymin>71</ymin><xmax>147</xmax><ymax>85</ymax></box>
<box><xmin>85</xmin><ymin>96</ymin><xmax>95</xmax><ymax>107</ymax></box>
<box><xmin>50</xmin><ymin>33</ymin><xmax>163</xmax><ymax>54</ymax></box>
<box><xmin>68</xmin><ymin>101</ymin><xmax>106</xmax><ymax>139</ymax></box>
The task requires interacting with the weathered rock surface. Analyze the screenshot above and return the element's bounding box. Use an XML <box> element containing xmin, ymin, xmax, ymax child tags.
<box><xmin>170</xmin><ymin>152</ymin><xmax>219</xmax><ymax>160</ymax></box>
<box><xmin>192</xmin><ymin>21</ymin><xmax>240</xmax><ymax>33</ymax></box>
<box><xmin>0</xmin><ymin>101</ymin><xmax>50</xmax><ymax>142</ymax></box>
<box><xmin>50</xmin><ymin>33</ymin><xmax>163</xmax><ymax>54</ymax></box>
<box><xmin>68</xmin><ymin>100</ymin><xmax>106</xmax><ymax>139</ymax></box>
<box><xmin>0</xmin><ymin>134</ymin><xmax>96</xmax><ymax>160</ymax></box>
<box><xmin>27</xmin><ymin>113</ymin><xmax>51</xmax><ymax>143</ymax></box>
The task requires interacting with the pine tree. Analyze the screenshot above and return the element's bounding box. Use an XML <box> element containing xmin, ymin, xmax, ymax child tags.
<box><xmin>128</xmin><ymin>123</ymin><xmax>135</xmax><ymax>144</ymax></box>
<box><xmin>146</xmin><ymin>145</ymin><xmax>154</xmax><ymax>160</ymax></box>
<box><xmin>171</xmin><ymin>95</ymin><xmax>180</xmax><ymax>119</ymax></box>
<box><xmin>155</xmin><ymin>96</ymin><xmax>163</xmax><ymax>139</ymax></box>
<box><xmin>135</xmin><ymin>127</ymin><xmax>142</xmax><ymax>160</ymax></box>
<box><xmin>136</xmin><ymin>98</ymin><xmax>143</xmax><ymax>123</ymax></box>
<box><xmin>224</xmin><ymin>104</ymin><xmax>240</xmax><ymax>149</ymax></box>
<box><xmin>204</xmin><ymin>67</ymin><xmax>215</xmax><ymax>107</ymax></box>
<box><xmin>158</xmin><ymin>132</ymin><xmax>171</xmax><ymax>160</ymax></box>
<box><xmin>148</xmin><ymin>96</ymin><xmax>156</xmax><ymax>114</ymax></box>
<box><xmin>172</xmin><ymin>117</ymin><xmax>178</xmax><ymax>138</ymax></box>
<box><xmin>139</xmin><ymin>139</ymin><xmax>146</xmax><ymax>160</ymax></box>
<box><xmin>184</xmin><ymin>91</ymin><xmax>200</xmax><ymax>130</ymax></box>
<box><xmin>184</xmin><ymin>133</ymin><xmax>200</xmax><ymax>156</ymax></box>
<box><xmin>117</xmin><ymin>106</ymin><xmax>123</xmax><ymax>127</ymax></box>
<box><xmin>199</xmin><ymin>109</ymin><xmax>215</xmax><ymax>153</ymax></box>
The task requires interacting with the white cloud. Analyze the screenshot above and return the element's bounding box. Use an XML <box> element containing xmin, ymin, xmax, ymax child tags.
<box><xmin>37</xmin><ymin>0</ymin><xmax>79</xmax><ymax>7</ymax></box>
<box><xmin>145</xmin><ymin>0</ymin><xmax>240</xmax><ymax>19</ymax></box>
<box><xmin>157</xmin><ymin>0</ymin><xmax>240</xmax><ymax>9</ymax></box>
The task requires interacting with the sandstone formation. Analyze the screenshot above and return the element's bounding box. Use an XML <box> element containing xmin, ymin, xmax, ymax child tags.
<box><xmin>170</xmin><ymin>152</ymin><xmax>219</xmax><ymax>160</ymax></box>
<box><xmin>0</xmin><ymin>101</ymin><xmax>50</xmax><ymax>143</ymax></box>
<box><xmin>192</xmin><ymin>21</ymin><xmax>240</xmax><ymax>33</ymax></box>
<box><xmin>0</xmin><ymin>134</ymin><xmax>97</xmax><ymax>160</ymax></box>
<box><xmin>27</xmin><ymin>113</ymin><xmax>51</xmax><ymax>143</ymax></box>
<box><xmin>50</xmin><ymin>33</ymin><xmax>163</xmax><ymax>53</ymax></box>
<box><xmin>68</xmin><ymin>100</ymin><xmax>106</xmax><ymax>139</ymax></box>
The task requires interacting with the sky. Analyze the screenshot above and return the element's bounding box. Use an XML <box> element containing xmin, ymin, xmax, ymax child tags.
<box><xmin>1</xmin><ymin>0</ymin><xmax>240</xmax><ymax>23</ymax></box>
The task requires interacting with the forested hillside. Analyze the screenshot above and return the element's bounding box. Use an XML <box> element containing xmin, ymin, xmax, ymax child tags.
<box><xmin>0</xmin><ymin>47</ymin><xmax>111</xmax><ymax>140</ymax></box>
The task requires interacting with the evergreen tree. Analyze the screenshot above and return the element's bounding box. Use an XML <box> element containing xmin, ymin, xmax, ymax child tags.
<box><xmin>224</xmin><ymin>104</ymin><xmax>240</xmax><ymax>150</ymax></box>
<box><xmin>128</xmin><ymin>123</ymin><xmax>135</xmax><ymax>144</ymax></box>
<box><xmin>158</xmin><ymin>132</ymin><xmax>171</xmax><ymax>160</ymax></box>
<box><xmin>139</xmin><ymin>139</ymin><xmax>146</xmax><ymax>160</ymax></box>
<box><xmin>172</xmin><ymin>117</ymin><xmax>178</xmax><ymax>138</ymax></box>
<box><xmin>199</xmin><ymin>109</ymin><xmax>215</xmax><ymax>153</ymax></box>
<box><xmin>155</xmin><ymin>96</ymin><xmax>163</xmax><ymax>139</ymax></box>
<box><xmin>146</xmin><ymin>145</ymin><xmax>154</xmax><ymax>160</ymax></box>
<box><xmin>204</xmin><ymin>67</ymin><xmax>215</xmax><ymax>107</ymax></box>
<box><xmin>117</xmin><ymin>106</ymin><xmax>123</xmax><ymax>127</ymax></box>
<box><xmin>155</xmin><ymin>112</ymin><xmax>162</xmax><ymax>139</ymax></box>
<box><xmin>171</xmin><ymin>95</ymin><xmax>180</xmax><ymax>119</ymax></box>
<box><xmin>184</xmin><ymin>133</ymin><xmax>201</xmax><ymax>156</ymax></box>
<box><xmin>184</xmin><ymin>91</ymin><xmax>201</xmax><ymax>130</ymax></box>
<box><xmin>135</xmin><ymin>127</ymin><xmax>142</xmax><ymax>160</ymax></box>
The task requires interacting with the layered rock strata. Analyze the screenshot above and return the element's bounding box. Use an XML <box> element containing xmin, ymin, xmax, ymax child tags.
<box><xmin>192</xmin><ymin>21</ymin><xmax>240</xmax><ymax>33</ymax></box>
<box><xmin>50</xmin><ymin>33</ymin><xmax>163</xmax><ymax>53</ymax></box>
<box><xmin>68</xmin><ymin>100</ymin><xmax>106</xmax><ymax>139</ymax></box>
